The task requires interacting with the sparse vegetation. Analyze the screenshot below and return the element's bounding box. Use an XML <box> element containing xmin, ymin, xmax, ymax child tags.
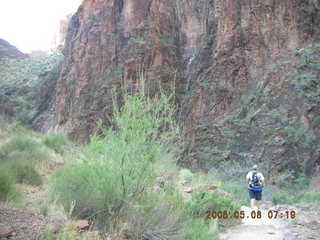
<box><xmin>302</xmin><ymin>192</ymin><xmax>320</xmax><ymax>205</ymax></box>
<box><xmin>40</xmin><ymin>223</ymin><xmax>84</xmax><ymax>240</ymax></box>
<box><xmin>0</xmin><ymin>131</ymin><xmax>54</xmax><ymax>202</ymax></box>
<box><xmin>184</xmin><ymin>218</ymin><xmax>217</xmax><ymax>240</ymax></box>
<box><xmin>270</xmin><ymin>190</ymin><xmax>296</xmax><ymax>205</ymax></box>
<box><xmin>266</xmin><ymin>172</ymin><xmax>319</xmax><ymax>207</ymax></box>
<box><xmin>0</xmin><ymin>51</ymin><xmax>63</xmax><ymax>124</ymax></box>
<box><xmin>0</xmin><ymin>134</ymin><xmax>50</xmax><ymax>164</ymax></box>
<box><xmin>0</xmin><ymin>166</ymin><xmax>20</xmax><ymax>202</ymax></box>
<box><xmin>40</xmin><ymin>228</ymin><xmax>56</xmax><ymax>240</ymax></box>
<box><xmin>292</xmin><ymin>44</ymin><xmax>320</xmax><ymax>103</ymax></box>
<box><xmin>186</xmin><ymin>189</ymin><xmax>241</xmax><ymax>229</ymax></box>
<box><xmin>43</xmin><ymin>133</ymin><xmax>70</xmax><ymax>154</ymax></box>
<box><xmin>292</xmin><ymin>173</ymin><xmax>310</xmax><ymax>188</ymax></box>
<box><xmin>0</xmin><ymin>51</ymin><xmax>62</xmax><ymax>89</ymax></box>
<box><xmin>221</xmin><ymin>181</ymin><xmax>248</xmax><ymax>204</ymax></box>
<box><xmin>268</xmin><ymin>189</ymin><xmax>319</xmax><ymax>206</ymax></box>
<box><xmin>5</xmin><ymin>161</ymin><xmax>42</xmax><ymax>185</ymax></box>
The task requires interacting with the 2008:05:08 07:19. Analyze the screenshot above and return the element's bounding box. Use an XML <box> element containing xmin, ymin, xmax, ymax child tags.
<box><xmin>205</xmin><ymin>210</ymin><xmax>296</xmax><ymax>219</ymax></box>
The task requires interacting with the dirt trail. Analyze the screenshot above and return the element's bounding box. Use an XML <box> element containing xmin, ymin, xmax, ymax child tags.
<box><xmin>219</xmin><ymin>206</ymin><xmax>296</xmax><ymax>240</ymax></box>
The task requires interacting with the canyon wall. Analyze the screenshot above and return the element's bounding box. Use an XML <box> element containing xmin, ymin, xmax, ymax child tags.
<box><xmin>35</xmin><ymin>0</ymin><xmax>320</xmax><ymax>177</ymax></box>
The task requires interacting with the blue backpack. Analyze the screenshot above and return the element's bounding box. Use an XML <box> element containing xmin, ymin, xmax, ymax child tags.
<box><xmin>249</xmin><ymin>172</ymin><xmax>263</xmax><ymax>192</ymax></box>
<box><xmin>252</xmin><ymin>172</ymin><xmax>259</xmax><ymax>185</ymax></box>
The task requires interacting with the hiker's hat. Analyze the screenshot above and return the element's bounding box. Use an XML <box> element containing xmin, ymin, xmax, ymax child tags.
<box><xmin>252</xmin><ymin>164</ymin><xmax>258</xmax><ymax>170</ymax></box>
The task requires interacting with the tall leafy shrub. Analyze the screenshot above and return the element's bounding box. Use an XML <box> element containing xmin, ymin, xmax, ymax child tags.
<box><xmin>50</xmin><ymin>79</ymin><xmax>177</xmax><ymax>224</ymax></box>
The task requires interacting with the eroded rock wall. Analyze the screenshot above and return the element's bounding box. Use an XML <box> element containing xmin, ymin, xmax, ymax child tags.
<box><xmin>40</xmin><ymin>0</ymin><xmax>185</xmax><ymax>139</ymax></box>
<box><xmin>181</xmin><ymin>0</ymin><xmax>320</xmax><ymax>177</ymax></box>
<box><xmin>183</xmin><ymin>0</ymin><xmax>320</xmax><ymax>134</ymax></box>
<box><xmin>35</xmin><ymin>0</ymin><xmax>320</xmax><ymax>176</ymax></box>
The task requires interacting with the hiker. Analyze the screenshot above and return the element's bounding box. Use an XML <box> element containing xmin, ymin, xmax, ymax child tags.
<box><xmin>246</xmin><ymin>164</ymin><xmax>265</xmax><ymax>210</ymax></box>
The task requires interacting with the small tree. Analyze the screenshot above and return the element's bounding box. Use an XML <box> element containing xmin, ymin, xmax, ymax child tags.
<box><xmin>50</xmin><ymin>75</ymin><xmax>177</xmax><ymax>224</ymax></box>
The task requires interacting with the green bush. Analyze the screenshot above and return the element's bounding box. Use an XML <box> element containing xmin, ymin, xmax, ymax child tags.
<box><xmin>292</xmin><ymin>174</ymin><xmax>310</xmax><ymax>188</ymax></box>
<box><xmin>43</xmin><ymin>134</ymin><xmax>70</xmax><ymax>153</ymax></box>
<box><xmin>49</xmin><ymin>77</ymin><xmax>222</xmax><ymax>239</ymax></box>
<box><xmin>0</xmin><ymin>135</ymin><xmax>50</xmax><ymax>163</ymax></box>
<box><xmin>184</xmin><ymin>219</ymin><xmax>217</xmax><ymax>240</ymax></box>
<box><xmin>124</xmin><ymin>196</ymin><xmax>183</xmax><ymax>240</ymax></box>
<box><xmin>5</xmin><ymin>161</ymin><xmax>42</xmax><ymax>185</ymax></box>
<box><xmin>301</xmin><ymin>192</ymin><xmax>320</xmax><ymax>205</ymax></box>
<box><xmin>270</xmin><ymin>190</ymin><xmax>296</xmax><ymax>205</ymax></box>
<box><xmin>40</xmin><ymin>229</ymin><xmax>56</xmax><ymax>240</ymax></box>
<box><xmin>0</xmin><ymin>135</ymin><xmax>38</xmax><ymax>156</ymax></box>
<box><xmin>179</xmin><ymin>168</ymin><xmax>193</xmax><ymax>183</ymax></box>
<box><xmin>50</xmin><ymin>161</ymin><xmax>120</xmax><ymax>220</ymax></box>
<box><xmin>50</xmin><ymin>84</ymin><xmax>177</xmax><ymax>225</ymax></box>
<box><xmin>186</xmin><ymin>189</ymin><xmax>240</xmax><ymax>228</ymax></box>
<box><xmin>123</xmin><ymin>184</ymin><xmax>217</xmax><ymax>240</ymax></box>
<box><xmin>0</xmin><ymin>166</ymin><xmax>19</xmax><ymax>202</ymax></box>
<box><xmin>269</xmin><ymin>187</ymin><xmax>320</xmax><ymax>207</ymax></box>
<box><xmin>221</xmin><ymin>181</ymin><xmax>248</xmax><ymax>203</ymax></box>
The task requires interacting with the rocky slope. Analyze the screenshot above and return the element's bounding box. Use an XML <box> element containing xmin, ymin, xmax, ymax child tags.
<box><xmin>34</xmin><ymin>0</ymin><xmax>320</xmax><ymax>178</ymax></box>
<box><xmin>0</xmin><ymin>39</ymin><xmax>28</xmax><ymax>59</ymax></box>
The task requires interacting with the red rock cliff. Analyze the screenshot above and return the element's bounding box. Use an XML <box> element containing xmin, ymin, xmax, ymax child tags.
<box><xmin>35</xmin><ymin>0</ymin><xmax>320</xmax><ymax>175</ymax></box>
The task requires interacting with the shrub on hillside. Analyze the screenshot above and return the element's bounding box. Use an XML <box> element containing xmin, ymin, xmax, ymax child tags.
<box><xmin>49</xmin><ymin>78</ymin><xmax>218</xmax><ymax>239</ymax></box>
<box><xmin>0</xmin><ymin>135</ymin><xmax>38</xmax><ymax>156</ymax></box>
<box><xmin>43</xmin><ymin>134</ymin><xmax>70</xmax><ymax>154</ymax></box>
<box><xmin>270</xmin><ymin>189</ymin><xmax>320</xmax><ymax>206</ymax></box>
<box><xmin>50</xmin><ymin>160</ymin><xmax>122</xmax><ymax>220</ymax></box>
<box><xmin>271</xmin><ymin>190</ymin><xmax>295</xmax><ymax>205</ymax></box>
<box><xmin>220</xmin><ymin>181</ymin><xmax>248</xmax><ymax>203</ymax></box>
<box><xmin>0</xmin><ymin>135</ymin><xmax>50</xmax><ymax>163</ymax></box>
<box><xmin>184</xmin><ymin>219</ymin><xmax>217</xmax><ymax>240</ymax></box>
<box><xmin>5</xmin><ymin>161</ymin><xmax>42</xmax><ymax>185</ymax></box>
<box><xmin>0</xmin><ymin>166</ymin><xmax>19</xmax><ymax>202</ymax></box>
<box><xmin>301</xmin><ymin>192</ymin><xmax>320</xmax><ymax>205</ymax></box>
<box><xmin>186</xmin><ymin>189</ymin><xmax>240</xmax><ymax>228</ymax></box>
<box><xmin>187</xmin><ymin>189</ymin><xmax>240</xmax><ymax>218</ymax></box>
<box><xmin>124</xmin><ymin>201</ymin><xmax>183</xmax><ymax>239</ymax></box>
<box><xmin>292</xmin><ymin>174</ymin><xmax>310</xmax><ymax>188</ymax></box>
<box><xmin>113</xmin><ymin>184</ymin><xmax>217</xmax><ymax>240</ymax></box>
<box><xmin>50</xmin><ymin>86</ymin><xmax>177</xmax><ymax>225</ymax></box>
<box><xmin>0</xmin><ymin>51</ymin><xmax>63</xmax><ymax>124</ymax></box>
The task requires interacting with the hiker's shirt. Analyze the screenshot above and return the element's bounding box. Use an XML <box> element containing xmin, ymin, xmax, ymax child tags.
<box><xmin>246</xmin><ymin>171</ymin><xmax>264</xmax><ymax>190</ymax></box>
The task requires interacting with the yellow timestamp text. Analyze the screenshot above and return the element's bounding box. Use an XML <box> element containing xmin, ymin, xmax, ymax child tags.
<box><xmin>205</xmin><ymin>210</ymin><xmax>296</xmax><ymax>219</ymax></box>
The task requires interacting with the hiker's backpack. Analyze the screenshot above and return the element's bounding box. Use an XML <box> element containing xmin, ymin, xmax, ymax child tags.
<box><xmin>251</xmin><ymin>172</ymin><xmax>260</xmax><ymax>186</ymax></box>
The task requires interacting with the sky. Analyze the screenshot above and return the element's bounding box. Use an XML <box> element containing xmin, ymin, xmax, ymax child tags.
<box><xmin>0</xmin><ymin>0</ymin><xmax>82</xmax><ymax>53</ymax></box>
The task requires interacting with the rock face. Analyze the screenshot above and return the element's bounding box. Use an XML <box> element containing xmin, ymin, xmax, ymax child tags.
<box><xmin>0</xmin><ymin>39</ymin><xmax>28</xmax><ymax>58</ymax></box>
<box><xmin>38</xmin><ymin>0</ymin><xmax>183</xmax><ymax>139</ymax></box>
<box><xmin>177</xmin><ymin>0</ymin><xmax>320</xmax><ymax>176</ymax></box>
<box><xmin>53</xmin><ymin>15</ymin><xmax>72</xmax><ymax>48</ymax></box>
<box><xmin>35</xmin><ymin>0</ymin><xmax>320</xmax><ymax>176</ymax></box>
